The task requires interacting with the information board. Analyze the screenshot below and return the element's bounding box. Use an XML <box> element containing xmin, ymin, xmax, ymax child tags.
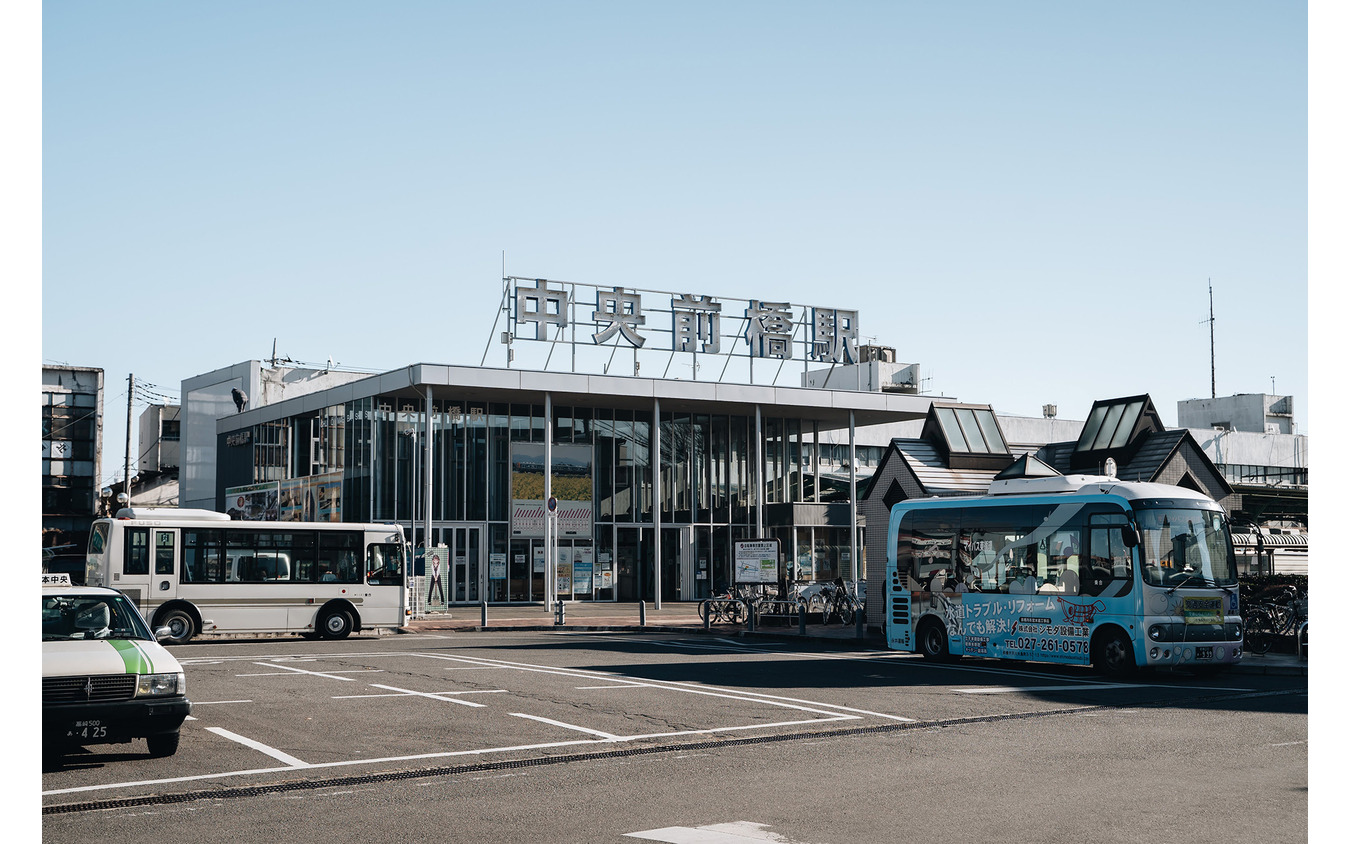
<box><xmin>734</xmin><ymin>539</ymin><xmax>779</xmax><ymax>584</ymax></box>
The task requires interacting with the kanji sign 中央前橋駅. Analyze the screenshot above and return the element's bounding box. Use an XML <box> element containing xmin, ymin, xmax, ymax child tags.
<box><xmin>500</xmin><ymin>276</ymin><xmax>861</xmax><ymax>380</ymax></box>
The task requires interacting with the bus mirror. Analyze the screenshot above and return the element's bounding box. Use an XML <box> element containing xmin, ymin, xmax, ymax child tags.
<box><xmin>1121</xmin><ymin>525</ymin><xmax>1139</xmax><ymax>548</ymax></box>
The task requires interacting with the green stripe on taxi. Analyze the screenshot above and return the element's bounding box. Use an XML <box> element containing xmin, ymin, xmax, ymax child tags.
<box><xmin>108</xmin><ymin>639</ymin><xmax>154</xmax><ymax>674</ymax></box>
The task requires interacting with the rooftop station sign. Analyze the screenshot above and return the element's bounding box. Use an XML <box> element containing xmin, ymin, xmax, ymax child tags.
<box><xmin>499</xmin><ymin>276</ymin><xmax>863</xmax><ymax>380</ymax></box>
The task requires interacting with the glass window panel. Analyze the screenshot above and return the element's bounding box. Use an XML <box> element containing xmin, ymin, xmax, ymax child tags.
<box><xmin>124</xmin><ymin>528</ymin><xmax>150</xmax><ymax>576</ymax></box>
<box><xmin>1108</xmin><ymin>401</ymin><xmax>1144</xmax><ymax>449</ymax></box>
<box><xmin>974</xmin><ymin>410</ymin><xmax>1007</xmax><ymax>453</ymax></box>
<box><xmin>954</xmin><ymin>408</ymin><xmax>987</xmax><ymax>453</ymax></box>
<box><xmin>935</xmin><ymin>407</ymin><xmax>968</xmax><ymax>452</ymax></box>
<box><xmin>1092</xmin><ymin>404</ymin><xmax>1127</xmax><ymax>450</ymax></box>
<box><xmin>1075</xmin><ymin>405</ymin><xmax>1109</xmax><ymax>450</ymax></box>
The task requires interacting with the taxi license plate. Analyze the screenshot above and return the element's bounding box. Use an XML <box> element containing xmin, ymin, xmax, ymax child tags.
<box><xmin>67</xmin><ymin>720</ymin><xmax>108</xmax><ymax>739</ymax></box>
<box><xmin>1195</xmin><ymin>646</ymin><xmax>1214</xmax><ymax>660</ymax></box>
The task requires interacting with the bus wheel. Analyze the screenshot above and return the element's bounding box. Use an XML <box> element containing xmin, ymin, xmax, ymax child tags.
<box><xmin>320</xmin><ymin>608</ymin><xmax>353</xmax><ymax>640</ymax></box>
<box><xmin>919</xmin><ymin>620</ymin><xmax>949</xmax><ymax>661</ymax></box>
<box><xmin>1093</xmin><ymin>629</ymin><xmax>1136</xmax><ymax>677</ymax></box>
<box><xmin>157</xmin><ymin>608</ymin><xmax>195</xmax><ymax>645</ymax></box>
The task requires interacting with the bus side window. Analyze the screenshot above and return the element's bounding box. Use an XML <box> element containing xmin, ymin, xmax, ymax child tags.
<box><xmin>155</xmin><ymin>531</ymin><xmax>176</xmax><ymax>575</ymax></box>
<box><xmin>335</xmin><ymin>550</ymin><xmax>360</xmax><ymax>583</ymax></box>
<box><xmin>911</xmin><ymin>509</ymin><xmax>959</xmax><ymax>592</ymax></box>
<box><xmin>124</xmin><ymin>528</ymin><xmax>150</xmax><ymax>576</ymax></box>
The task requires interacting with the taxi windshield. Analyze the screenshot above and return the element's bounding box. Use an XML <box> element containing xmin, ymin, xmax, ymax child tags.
<box><xmin>42</xmin><ymin>594</ymin><xmax>154</xmax><ymax>642</ymax></box>
<box><xmin>1136</xmin><ymin>506</ymin><xmax>1238</xmax><ymax>588</ymax></box>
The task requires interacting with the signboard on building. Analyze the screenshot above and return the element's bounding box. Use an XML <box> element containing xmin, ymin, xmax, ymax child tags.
<box><xmin>734</xmin><ymin>539</ymin><xmax>780</xmax><ymax>584</ymax></box>
<box><xmin>510</xmin><ymin>443</ymin><xmax>593</xmax><ymax>537</ymax></box>
<box><xmin>502</xmin><ymin>277</ymin><xmax>861</xmax><ymax>380</ymax></box>
<box><xmin>225</xmin><ymin>481</ymin><xmax>280</xmax><ymax>521</ymax></box>
<box><xmin>278</xmin><ymin>471</ymin><xmax>344</xmax><ymax>522</ymax></box>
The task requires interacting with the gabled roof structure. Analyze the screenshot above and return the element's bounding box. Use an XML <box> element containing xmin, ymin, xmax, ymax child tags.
<box><xmin>863</xmin><ymin>394</ymin><xmax>1232</xmax><ymax>511</ymax></box>
<box><xmin>1069</xmin><ymin>394</ymin><xmax>1166</xmax><ymax>472</ymax></box>
<box><xmin>993</xmin><ymin>453</ymin><xmax>1061</xmax><ymax>481</ymax></box>
<box><xmin>919</xmin><ymin>403</ymin><xmax>1012</xmax><ymax>470</ymax></box>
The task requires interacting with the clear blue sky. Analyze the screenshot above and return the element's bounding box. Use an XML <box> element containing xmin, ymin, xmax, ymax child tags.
<box><xmin>30</xmin><ymin>1</ymin><xmax>1312</xmax><ymax>488</ymax></box>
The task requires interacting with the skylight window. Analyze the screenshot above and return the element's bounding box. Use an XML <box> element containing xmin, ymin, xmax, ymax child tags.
<box><xmin>1075</xmin><ymin>397</ymin><xmax>1152</xmax><ymax>452</ymax></box>
<box><xmin>932</xmin><ymin>405</ymin><xmax>1008</xmax><ymax>455</ymax></box>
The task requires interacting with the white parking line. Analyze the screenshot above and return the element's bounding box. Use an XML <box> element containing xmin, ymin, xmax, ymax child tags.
<box><xmin>511</xmin><ymin>713</ymin><xmax>621</xmax><ymax>740</ymax></box>
<box><xmin>625</xmin><ymin>821</ymin><xmax>792</xmax><ymax>842</ymax></box>
<box><xmin>366</xmin><ymin>683</ymin><xmax>493</xmax><ymax>707</ymax></box>
<box><xmin>335</xmin><ymin>689</ymin><xmax>508</xmax><ymax>702</ymax></box>
<box><xmin>246</xmin><ymin>662</ymin><xmax>360</xmax><ymax>681</ymax></box>
<box><xmin>205</xmin><ymin>727</ymin><xmax>309</xmax><ymax>768</ymax></box>
<box><xmin>954</xmin><ymin>684</ymin><xmax>1139</xmax><ymax>694</ymax></box>
<box><xmin>411</xmin><ymin>652</ymin><xmax>914</xmax><ymax>722</ymax></box>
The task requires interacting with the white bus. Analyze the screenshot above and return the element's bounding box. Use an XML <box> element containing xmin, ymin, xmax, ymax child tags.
<box><xmin>86</xmin><ymin>508</ymin><xmax>408</xmax><ymax>644</ymax></box>
<box><xmin>886</xmin><ymin>475</ymin><xmax>1243</xmax><ymax>675</ymax></box>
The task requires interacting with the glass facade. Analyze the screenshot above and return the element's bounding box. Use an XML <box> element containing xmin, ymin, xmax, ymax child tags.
<box><xmin>223</xmin><ymin>392</ymin><xmax>863</xmax><ymax>605</ymax></box>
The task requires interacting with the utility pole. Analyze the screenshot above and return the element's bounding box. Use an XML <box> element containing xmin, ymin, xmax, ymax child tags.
<box><xmin>125</xmin><ymin>373</ymin><xmax>134</xmax><ymax>508</ymax></box>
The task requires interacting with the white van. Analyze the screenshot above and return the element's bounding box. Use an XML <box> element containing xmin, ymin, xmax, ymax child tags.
<box><xmin>41</xmin><ymin>574</ymin><xmax>191</xmax><ymax>757</ymax></box>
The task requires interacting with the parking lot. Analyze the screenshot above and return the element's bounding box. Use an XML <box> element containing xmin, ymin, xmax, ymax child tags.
<box><xmin>42</xmin><ymin>627</ymin><xmax>1307</xmax><ymax>809</ymax></box>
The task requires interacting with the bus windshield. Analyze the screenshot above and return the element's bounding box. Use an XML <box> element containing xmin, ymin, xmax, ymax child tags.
<box><xmin>1135</xmin><ymin>506</ymin><xmax>1237</xmax><ymax>588</ymax></box>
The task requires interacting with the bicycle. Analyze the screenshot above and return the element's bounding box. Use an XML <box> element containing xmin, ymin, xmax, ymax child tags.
<box><xmin>1260</xmin><ymin>585</ymin><xmax>1306</xmax><ymax>636</ymax></box>
<box><xmin>699</xmin><ymin>589</ymin><xmax>747</xmax><ymax>626</ymax></box>
<box><xmin>1242</xmin><ymin>585</ymin><xmax>1306</xmax><ymax>655</ymax></box>
<box><xmin>818</xmin><ymin>579</ymin><xmax>860</xmax><ymax>625</ymax></box>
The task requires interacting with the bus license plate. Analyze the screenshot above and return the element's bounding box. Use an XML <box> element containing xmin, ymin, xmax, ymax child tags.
<box><xmin>1195</xmin><ymin>647</ymin><xmax>1214</xmax><ymax>660</ymax></box>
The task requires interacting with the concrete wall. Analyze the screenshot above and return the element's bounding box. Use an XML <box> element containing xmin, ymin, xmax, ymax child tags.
<box><xmin>1178</xmin><ymin>394</ymin><xmax>1296</xmax><ymax>434</ymax></box>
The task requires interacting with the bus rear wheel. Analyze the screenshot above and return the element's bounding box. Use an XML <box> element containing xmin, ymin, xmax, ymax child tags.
<box><xmin>156</xmin><ymin>608</ymin><xmax>195</xmax><ymax>645</ymax></box>
<box><xmin>319</xmin><ymin>608</ymin><xmax>353</xmax><ymax>640</ymax></box>
<box><xmin>919</xmin><ymin>620</ymin><xmax>950</xmax><ymax>661</ymax></box>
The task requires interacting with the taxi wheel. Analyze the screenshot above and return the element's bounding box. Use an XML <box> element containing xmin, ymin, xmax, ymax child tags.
<box><xmin>320</xmin><ymin>608</ymin><xmax>353</xmax><ymax>640</ymax></box>
<box><xmin>158</xmin><ymin>609</ymin><xmax>195</xmax><ymax>645</ymax></box>
<box><xmin>147</xmin><ymin>732</ymin><xmax>180</xmax><ymax>758</ymax></box>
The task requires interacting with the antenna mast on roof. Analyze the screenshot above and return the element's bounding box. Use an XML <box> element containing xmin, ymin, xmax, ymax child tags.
<box><xmin>1201</xmin><ymin>280</ymin><xmax>1216</xmax><ymax>399</ymax></box>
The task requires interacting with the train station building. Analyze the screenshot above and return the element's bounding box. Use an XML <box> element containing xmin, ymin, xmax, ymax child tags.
<box><xmin>176</xmin><ymin>277</ymin><xmax>1305</xmax><ymax>616</ymax></box>
<box><xmin>181</xmin><ymin>279</ymin><xmax>934</xmax><ymax>609</ymax></box>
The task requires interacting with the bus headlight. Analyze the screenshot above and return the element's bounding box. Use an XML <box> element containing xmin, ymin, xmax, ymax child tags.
<box><xmin>1149</xmin><ymin>625</ymin><xmax>1164</xmax><ymax>641</ymax></box>
<box><xmin>137</xmin><ymin>672</ymin><xmax>185</xmax><ymax>697</ymax></box>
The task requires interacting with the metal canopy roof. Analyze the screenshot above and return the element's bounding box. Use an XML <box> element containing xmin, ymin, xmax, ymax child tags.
<box><xmin>220</xmin><ymin>363</ymin><xmax>937</xmax><ymax>434</ymax></box>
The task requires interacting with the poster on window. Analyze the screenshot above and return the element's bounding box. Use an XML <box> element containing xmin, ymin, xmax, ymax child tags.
<box><xmin>511</xmin><ymin>443</ymin><xmax>593</xmax><ymax>537</ymax></box>
<box><xmin>279</xmin><ymin>472</ymin><xmax>344</xmax><ymax>522</ymax></box>
<box><xmin>224</xmin><ymin>482</ymin><xmax>280</xmax><ymax>521</ymax></box>
<box><xmin>572</xmin><ymin>547</ymin><xmax>594</xmax><ymax>594</ymax></box>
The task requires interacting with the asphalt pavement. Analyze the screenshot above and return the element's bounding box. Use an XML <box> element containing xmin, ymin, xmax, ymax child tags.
<box><xmin>401</xmin><ymin>600</ymin><xmax>1308</xmax><ymax>676</ymax></box>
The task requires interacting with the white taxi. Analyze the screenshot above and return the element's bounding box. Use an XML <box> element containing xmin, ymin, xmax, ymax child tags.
<box><xmin>42</xmin><ymin>574</ymin><xmax>191</xmax><ymax>757</ymax></box>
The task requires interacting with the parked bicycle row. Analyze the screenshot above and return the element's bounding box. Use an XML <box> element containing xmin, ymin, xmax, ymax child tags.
<box><xmin>699</xmin><ymin>579</ymin><xmax>866</xmax><ymax>627</ymax></box>
<box><xmin>1241</xmin><ymin>583</ymin><xmax>1307</xmax><ymax>655</ymax></box>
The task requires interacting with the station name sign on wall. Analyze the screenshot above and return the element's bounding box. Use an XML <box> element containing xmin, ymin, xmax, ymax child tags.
<box><xmin>500</xmin><ymin>276</ymin><xmax>862</xmax><ymax>379</ymax></box>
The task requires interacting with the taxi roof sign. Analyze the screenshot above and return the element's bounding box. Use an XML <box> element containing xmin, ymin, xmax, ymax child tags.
<box><xmin>42</xmin><ymin>573</ymin><xmax>72</xmax><ymax>586</ymax></box>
